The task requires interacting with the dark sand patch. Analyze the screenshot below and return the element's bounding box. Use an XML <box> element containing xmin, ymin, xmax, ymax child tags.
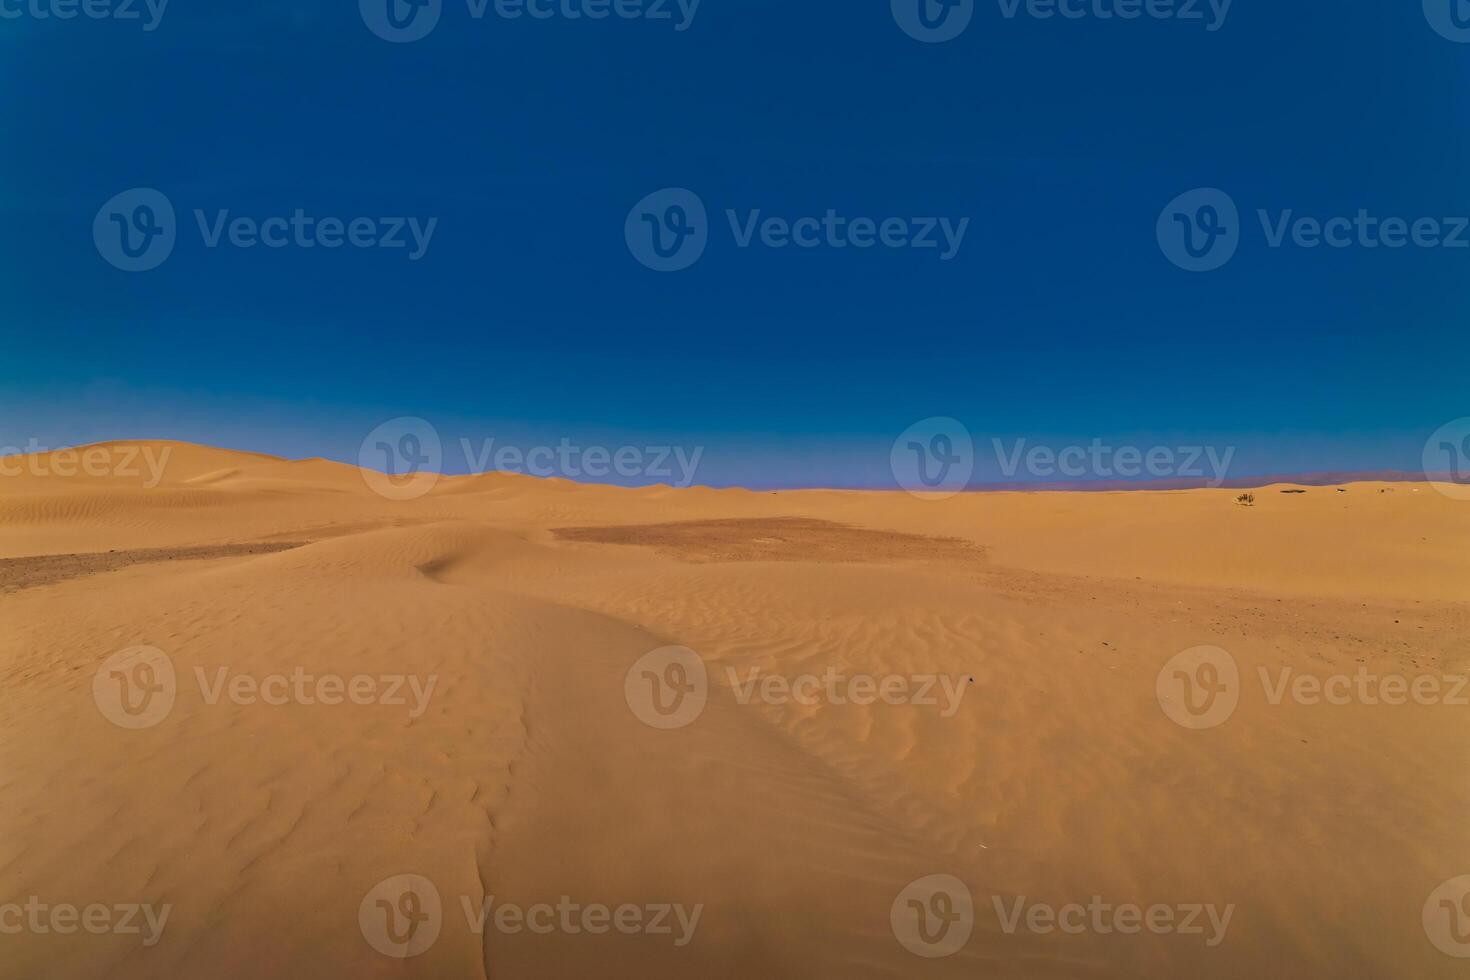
<box><xmin>553</xmin><ymin>518</ymin><xmax>985</xmax><ymax>564</ymax></box>
<box><xmin>0</xmin><ymin>542</ymin><xmax>306</xmax><ymax>595</ymax></box>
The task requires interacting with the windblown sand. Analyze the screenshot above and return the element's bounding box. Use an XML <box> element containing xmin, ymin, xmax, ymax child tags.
<box><xmin>1</xmin><ymin>441</ymin><xmax>1465</xmax><ymax>978</ymax></box>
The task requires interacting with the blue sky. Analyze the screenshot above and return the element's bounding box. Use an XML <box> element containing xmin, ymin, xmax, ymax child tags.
<box><xmin>2</xmin><ymin>1</ymin><xmax>1466</xmax><ymax>487</ymax></box>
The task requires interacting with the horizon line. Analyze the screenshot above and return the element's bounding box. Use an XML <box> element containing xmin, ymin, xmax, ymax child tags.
<box><xmin>1</xmin><ymin>438</ymin><xmax>1459</xmax><ymax>494</ymax></box>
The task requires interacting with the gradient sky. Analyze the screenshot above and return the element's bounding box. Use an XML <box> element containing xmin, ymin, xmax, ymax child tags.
<box><xmin>2</xmin><ymin>1</ymin><xmax>1466</xmax><ymax>487</ymax></box>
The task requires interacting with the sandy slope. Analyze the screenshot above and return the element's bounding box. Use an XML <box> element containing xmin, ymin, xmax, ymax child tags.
<box><xmin>0</xmin><ymin>442</ymin><xmax>1466</xmax><ymax>979</ymax></box>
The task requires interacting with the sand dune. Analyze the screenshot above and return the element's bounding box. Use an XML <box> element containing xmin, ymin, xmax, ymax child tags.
<box><xmin>0</xmin><ymin>442</ymin><xmax>1465</xmax><ymax>978</ymax></box>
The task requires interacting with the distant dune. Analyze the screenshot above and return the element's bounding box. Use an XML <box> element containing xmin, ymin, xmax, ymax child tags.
<box><xmin>971</xmin><ymin>469</ymin><xmax>1458</xmax><ymax>492</ymax></box>
<box><xmin>1</xmin><ymin>441</ymin><xmax>1465</xmax><ymax>979</ymax></box>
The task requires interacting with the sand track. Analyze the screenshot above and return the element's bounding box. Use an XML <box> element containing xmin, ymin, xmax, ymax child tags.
<box><xmin>553</xmin><ymin>517</ymin><xmax>986</xmax><ymax>564</ymax></box>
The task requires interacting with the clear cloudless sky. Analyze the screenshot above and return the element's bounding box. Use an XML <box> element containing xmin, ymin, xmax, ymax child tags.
<box><xmin>1</xmin><ymin>1</ymin><xmax>1466</xmax><ymax>487</ymax></box>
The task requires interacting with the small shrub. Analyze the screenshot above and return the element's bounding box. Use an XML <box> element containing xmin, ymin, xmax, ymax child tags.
<box><xmin>1236</xmin><ymin>493</ymin><xmax>1255</xmax><ymax>506</ymax></box>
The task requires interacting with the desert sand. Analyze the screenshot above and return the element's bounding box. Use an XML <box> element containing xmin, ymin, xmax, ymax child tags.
<box><xmin>1</xmin><ymin>441</ymin><xmax>1466</xmax><ymax>978</ymax></box>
